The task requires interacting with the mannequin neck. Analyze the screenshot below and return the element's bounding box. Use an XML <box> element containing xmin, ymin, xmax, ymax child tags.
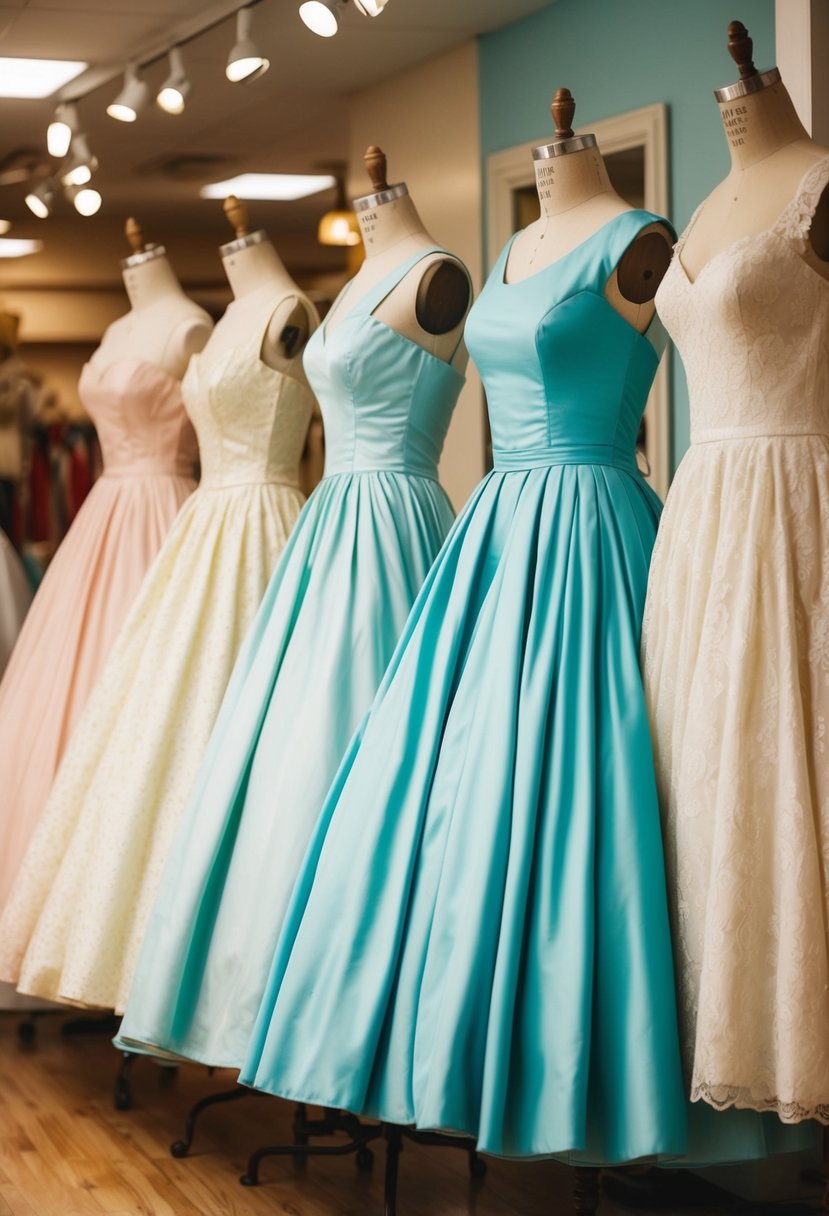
<box><xmin>122</xmin><ymin>255</ymin><xmax>186</xmax><ymax>311</ymax></box>
<box><xmin>221</xmin><ymin>236</ymin><xmax>297</xmax><ymax>300</ymax></box>
<box><xmin>533</xmin><ymin>144</ymin><xmax>616</xmax><ymax>217</ymax></box>
<box><xmin>356</xmin><ymin>191</ymin><xmax>433</xmax><ymax>258</ymax></box>
<box><xmin>718</xmin><ymin>78</ymin><xmax>810</xmax><ymax>170</ymax></box>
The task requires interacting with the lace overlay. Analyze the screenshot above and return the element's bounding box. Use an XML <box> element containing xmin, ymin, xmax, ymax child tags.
<box><xmin>643</xmin><ymin>155</ymin><xmax>829</xmax><ymax>1124</ymax></box>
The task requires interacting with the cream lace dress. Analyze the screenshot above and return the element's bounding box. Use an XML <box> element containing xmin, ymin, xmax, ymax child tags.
<box><xmin>0</xmin><ymin>305</ymin><xmax>314</xmax><ymax>1013</ymax></box>
<box><xmin>642</xmin><ymin>155</ymin><xmax>829</xmax><ymax>1123</ymax></box>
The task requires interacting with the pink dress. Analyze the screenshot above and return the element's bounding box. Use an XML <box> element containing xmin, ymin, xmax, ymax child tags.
<box><xmin>0</xmin><ymin>357</ymin><xmax>196</xmax><ymax>921</ymax></box>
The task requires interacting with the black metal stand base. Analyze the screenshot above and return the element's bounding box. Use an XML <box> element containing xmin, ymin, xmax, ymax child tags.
<box><xmin>17</xmin><ymin>1008</ymin><xmax>120</xmax><ymax>1044</ymax></box>
<box><xmin>573</xmin><ymin>1166</ymin><xmax>601</xmax><ymax>1215</ymax></box>
<box><xmin>112</xmin><ymin>1048</ymin><xmax>179</xmax><ymax>1111</ymax></box>
<box><xmin>239</xmin><ymin>1112</ymin><xmax>486</xmax><ymax>1216</ymax></box>
<box><xmin>171</xmin><ymin>1085</ymin><xmax>265</xmax><ymax>1157</ymax></box>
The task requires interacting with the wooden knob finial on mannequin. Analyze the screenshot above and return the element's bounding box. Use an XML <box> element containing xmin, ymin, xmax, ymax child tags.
<box><xmin>363</xmin><ymin>145</ymin><xmax>389</xmax><ymax>192</ymax></box>
<box><xmin>125</xmin><ymin>216</ymin><xmax>146</xmax><ymax>254</ymax></box>
<box><xmin>223</xmin><ymin>194</ymin><xmax>250</xmax><ymax>238</ymax></box>
<box><xmin>551</xmin><ymin>88</ymin><xmax>576</xmax><ymax>140</ymax></box>
<box><xmin>727</xmin><ymin>20</ymin><xmax>758</xmax><ymax>79</ymax></box>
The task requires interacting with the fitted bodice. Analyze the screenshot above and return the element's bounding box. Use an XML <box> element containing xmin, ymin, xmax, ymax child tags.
<box><xmin>467</xmin><ymin>211</ymin><xmax>670</xmax><ymax>472</ymax></box>
<box><xmin>183</xmin><ymin>317</ymin><xmax>314</xmax><ymax>490</ymax></box>
<box><xmin>304</xmin><ymin>248</ymin><xmax>466</xmax><ymax>480</ymax></box>
<box><xmin>657</xmin><ymin>156</ymin><xmax>829</xmax><ymax>444</ymax></box>
<box><xmin>79</xmin><ymin>357</ymin><xmax>197</xmax><ymax>478</ymax></box>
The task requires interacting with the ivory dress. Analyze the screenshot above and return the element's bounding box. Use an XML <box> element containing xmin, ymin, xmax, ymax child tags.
<box><xmin>0</xmin><ymin>359</ymin><xmax>196</xmax><ymax>913</ymax></box>
<box><xmin>0</xmin><ymin>308</ymin><xmax>314</xmax><ymax>1013</ymax></box>
<box><xmin>237</xmin><ymin>212</ymin><xmax>690</xmax><ymax>1163</ymax></box>
<box><xmin>642</xmin><ymin>155</ymin><xmax>829</xmax><ymax>1123</ymax></box>
<box><xmin>116</xmin><ymin>247</ymin><xmax>464</xmax><ymax>1068</ymax></box>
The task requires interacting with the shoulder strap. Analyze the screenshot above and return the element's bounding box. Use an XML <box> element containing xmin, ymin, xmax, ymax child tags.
<box><xmin>601</xmin><ymin>209</ymin><xmax>677</xmax><ymax>278</ymax></box>
<box><xmin>352</xmin><ymin>246</ymin><xmax>452</xmax><ymax>319</ymax></box>
<box><xmin>773</xmin><ymin>154</ymin><xmax>829</xmax><ymax>252</ymax></box>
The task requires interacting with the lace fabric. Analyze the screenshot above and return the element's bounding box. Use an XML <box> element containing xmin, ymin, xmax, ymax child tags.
<box><xmin>643</xmin><ymin>154</ymin><xmax>829</xmax><ymax>1124</ymax></box>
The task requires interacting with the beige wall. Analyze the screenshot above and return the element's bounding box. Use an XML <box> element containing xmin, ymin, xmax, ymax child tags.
<box><xmin>348</xmin><ymin>39</ymin><xmax>485</xmax><ymax>511</ymax></box>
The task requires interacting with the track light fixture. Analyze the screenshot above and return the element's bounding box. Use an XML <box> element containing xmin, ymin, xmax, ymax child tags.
<box><xmin>46</xmin><ymin>102</ymin><xmax>79</xmax><ymax>158</ymax></box>
<box><xmin>66</xmin><ymin>183</ymin><xmax>102</xmax><ymax>217</ymax></box>
<box><xmin>157</xmin><ymin>47</ymin><xmax>191</xmax><ymax>114</ymax></box>
<box><xmin>107</xmin><ymin>64</ymin><xmax>148</xmax><ymax>122</ymax></box>
<box><xmin>226</xmin><ymin>7</ymin><xmax>269</xmax><ymax>83</ymax></box>
<box><xmin>352</xmin><ymin>0</ymin><xmax>389</xmax><ymax>14</ymax></box>
<box><xmin>60</xmin><ymin>134</ymin><xmax>98</xmax><ymax>187</ymax></box>
<box><xmin>25</xmin><ymin>178</ymin><xmax>58</xmax><ymax>218</ymax></box>
<box><xmin>299</xmin><ymin>0</ymin><xmax>347</xmax><ymax>37</ymax></box>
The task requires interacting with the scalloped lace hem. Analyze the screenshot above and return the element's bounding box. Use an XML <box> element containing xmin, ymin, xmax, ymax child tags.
<box><xmin>693</xmin><ymin>1080</ymin><xmax>829</xmax><ymax>1125</ymax></box>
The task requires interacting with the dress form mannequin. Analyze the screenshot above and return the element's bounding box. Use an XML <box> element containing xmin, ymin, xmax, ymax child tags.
<box><xmin>325</xmin><ymin>146</ymin><xmax>471</xmax><ymax>368</ymax></box>
<box><xmin>679</xmin><ymin>21</ymin><xmax>829</xmax><ymax>283</ymax></box>
<box><xmin>215</xmin><ymin>197</ymin><xmax>317</xmax><ymax>371</ymax></box>
<box><xmin>93</xmin><ymin>220</ymin><xmax>212</xmax><ymax>378</ymax></box>
<box><xmin>506</xmin><ymin>89</ymin><xmax>672</xmax><ymax>334</ymax></box>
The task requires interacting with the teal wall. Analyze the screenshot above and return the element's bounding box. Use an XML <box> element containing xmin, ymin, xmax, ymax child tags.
<box><xmin>478</xmin><ymin>0</ymin><xmax>776</xmax><ymax>470</ymax></box>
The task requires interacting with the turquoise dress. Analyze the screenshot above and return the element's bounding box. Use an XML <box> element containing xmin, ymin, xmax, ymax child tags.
<box><xmin>238</xmin><ymin>211</ymin><xmax>688</xmax><ymax>1162</ymax></box>
<box><xmin>115</xmin><ymin>248</ymin><xmax>464</xmax><ymax>1069</ymax></box>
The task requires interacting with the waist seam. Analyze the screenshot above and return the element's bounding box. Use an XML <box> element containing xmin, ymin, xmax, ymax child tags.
<box><xmin>492</xmin><ymin>443</ymin><xmax>639</xmax><ymax>473</ymax></box>
<box><xmin>692</xmin><ymin>428</ymin><xmax>829</xmax><ymax>446</ymax></box>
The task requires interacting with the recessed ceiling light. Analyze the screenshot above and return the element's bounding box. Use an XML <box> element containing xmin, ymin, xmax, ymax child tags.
<box><xmin>0</xmin><ymin>58</ymin><xmax>87</xmax><ymax>99</ymax></box>
<box><xmin>0</xmin><ymin>238</ymin><xmax>44</xmax><ymax>259</ymax></box>
<box><xmin>200</xmin><ymin>173</ymin><xmax>337</xmax><ymax>201</ymax></box>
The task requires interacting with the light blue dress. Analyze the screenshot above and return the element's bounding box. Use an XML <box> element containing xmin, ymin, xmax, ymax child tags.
<box><xmin>115</xmin><ymin>247</ymin><xmax>464</xmax><ymax>1069</ymax></box>
<box><xmin>238</xmin><ymin>211</ymin><xmax>689</xmax><ymax>1162</ymax></box>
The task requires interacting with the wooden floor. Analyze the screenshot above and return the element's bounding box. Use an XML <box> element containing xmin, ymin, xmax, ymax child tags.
<box><xmin>0</xmin><ymin>1011</ymin><xmax>810</xmax><ymax>1216</ymax></box>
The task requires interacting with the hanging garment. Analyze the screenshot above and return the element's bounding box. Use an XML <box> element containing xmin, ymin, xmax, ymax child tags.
<box><xmin>0</xmin><ymin>359</ymin><xmax>196</xmax><ymax>927</ymax></box>
<box><xmin>0</xmin><ymin>529</ymin><xmax>32</xmax><ymax>676</ymax></box>
<box><xmin>0</xmin><ymin>311</ymin><xmax>316</xmax><ymax>1012</ymax></box>
<box><xmin>227</xmin><ymin>211</ymin><xmax>694</xmax><ymax>1163</ymax></box>
<box><xmin>115</xmin><ymin>247</ymin><xmax>466</xmax><ymax>1059</ymax></box>
<box><xmin>642</xmin><ymin>155</ymin><xmax>829</xmax><ymax>1124</ymax></box>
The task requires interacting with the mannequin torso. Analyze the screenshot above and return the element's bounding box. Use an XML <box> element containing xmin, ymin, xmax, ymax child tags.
<box><xmin>217</xmin><ymin>234</ymin><xmax>317</xmax><ymax>376</ymax></box>
<box><xmin>325</xmin><ymin>186</ymin><xmax>471</xmax><ymax>368</ymax></box>
<box><xmin>680</xmin><ymin>77</ymin><xmax>829</xmax><ymax>283</ymax></box>
<box><xmin>506</xmin><ymin>140</ymin><xmax>672</xmax><ymax>334</ymax></box>
<box><xmin>93</xmin><ymin>250</ymin><xmax>212</xmax><ymax>378</ymax></box>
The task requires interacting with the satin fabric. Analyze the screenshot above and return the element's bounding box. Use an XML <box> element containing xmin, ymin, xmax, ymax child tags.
<box><xmin>233</xmin><ymin>213</ymin><xmax>688</xmax><ymax>1162</ymax></box>
<box><xmin>115</xmin><ymin>247</ymin><xmax>464</xmax><ymax>1066</ymax></box>
<box><xmin>0</xmin><ymin>358</ymin><xmax>195</xmax><ymax>925</ymax></box>
<box><xmin>0</xmin><ymin>317</ymin><xmax>313</xmax><ymax>1012</ymax></box>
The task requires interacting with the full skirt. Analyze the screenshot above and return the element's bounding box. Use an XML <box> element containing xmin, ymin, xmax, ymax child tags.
<box><xmin>116</xmin><ymin>470</ymin><xmax>455</xmax><ymax>1066</ymax></box>
<box><xmin>0</xmin><ymin>470</ymin><xmax>194</xmax><ymax>913</ymax></box>
<box><xmin>642</xmin><ymin>433</ymin><xmax>829</xmax><ymax>1124</ymax></box>
<box><xmin>0</xmin><ymin>479</ymin><xmax>303</xmax><ymax>1012</ymax></box>
<box><xmin>239</xmin><ymin>464</ymin><xmax>689</xmax><ymax>1162</ymax></box>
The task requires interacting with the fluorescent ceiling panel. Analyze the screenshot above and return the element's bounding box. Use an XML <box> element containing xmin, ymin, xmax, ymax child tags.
<box><xmin>200</xmin><ymin>173</ymin><xmax>337</xmax><ymax>201</ymax></box>
<box><xmin>0</xmin><ymin>58</ymin><xmax>88</xmax><ymax>99</ymax></box>
<box><xmin>0</xmin><ymin>238</ymin><xmax>44</xmax><ymax>258</ymax></box>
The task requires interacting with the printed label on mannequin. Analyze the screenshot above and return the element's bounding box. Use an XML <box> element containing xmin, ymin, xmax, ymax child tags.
<box><xmin>537</xmin><ymin>162</ymin><xmax>556</xmax><ymax>202</ymax></box>
<box><xmin>722</xmin><ymin>104</ymin><xmax>749</xmax><ymax>148</ymax></box>
<box><xmin>360</xmin><ymin>211</ymin><xmax>379</xmax><ymax>244</ymax></box>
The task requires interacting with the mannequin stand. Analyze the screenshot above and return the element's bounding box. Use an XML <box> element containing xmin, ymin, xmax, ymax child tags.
<box><xmin>574</xmin><ymin>1167</ymin><xmax>602</xmax><ymax>1214</ymax></box>
<box><xmin>238</xmin><ymin>1112</ymin><xmax>486</xmax><ymax>1216</ymax></box>
<box><xmin>167</xmin><ymin>1082</ymin><xmax>279</xmax><ymax>1154</ymax></box>
<box><xmin>17</xmin><ymin>1008</ymin><xmax>120</xmax><ymax>1044</ymax></box>
<box><xmin>170</xmin><ymin>1083</ymin><xmax>264</xmax><ymax>1156</ymax></box>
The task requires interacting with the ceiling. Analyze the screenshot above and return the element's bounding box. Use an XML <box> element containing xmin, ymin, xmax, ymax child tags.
<box><xmin>0</xmin><ymin>0</ymin><xmax>551</xmax><ymax>231</ymax></box>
